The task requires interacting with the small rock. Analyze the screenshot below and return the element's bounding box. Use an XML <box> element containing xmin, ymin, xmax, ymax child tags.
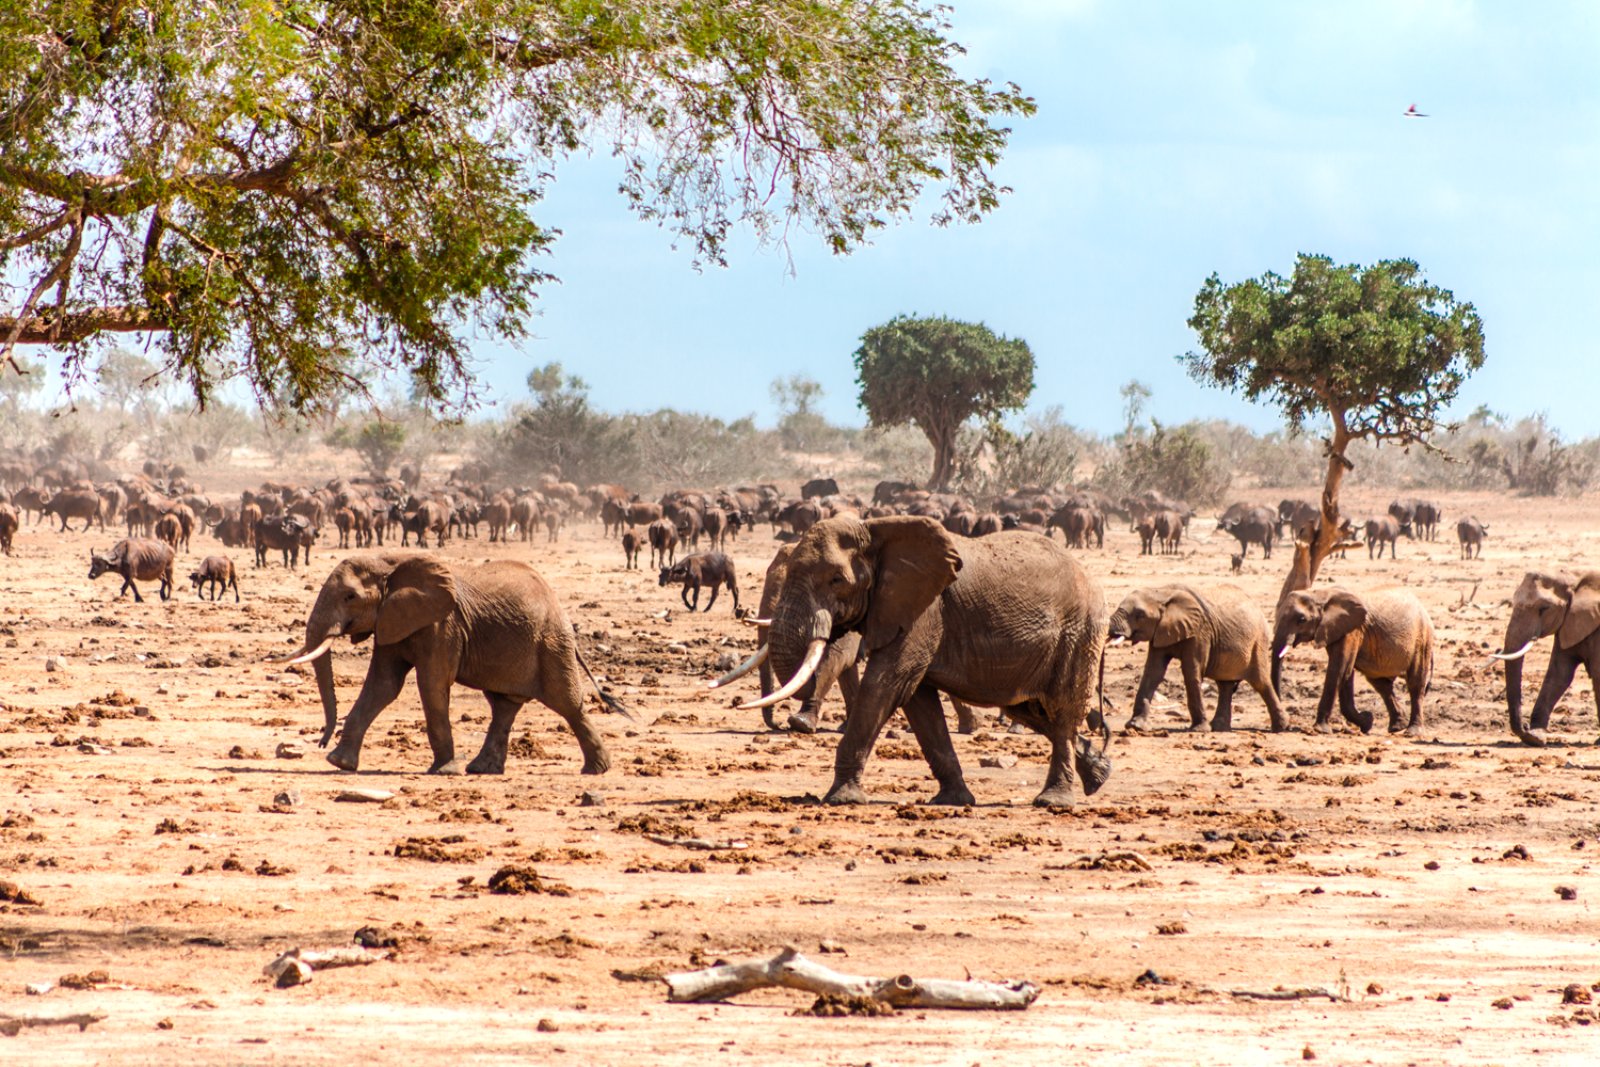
<box><xmin>156</xmin><ymin>1018</ymin><xmax>173</xmax><ymax>1030</ymax></box>
<box><xmin>275</xmin><ymin>742</ymin><xmax>305</xmax><ymax>760</ymax></box>
<box><xmin>818</xmin><ymin>939</ymin><xmax>847</xmax><ymax>955</ymax></box>
<box><xmin>578</xmin><ymin>791</ymin><xmax>605</xmax><ymax>808</ymax></box>
<box><xmin>1492</xmin><ymin>997</ymin><xmax>1513</xmax><ymax>1010</ymax></box>
<box><xmin>1302</xmin><ymin>1047</ymin><xmax>1316</xmax><ymax>1061</ymax></box>
<box><xmin>1423</xmin><ymin>860</ymin><xmax>1440</xmax><ymax>871</ymax></box>
<box><xmin>271</xmin><ymin>958</ymin><xmax>313</xmax><ymax>988</ymax></box>
<box><xmin>78</xmin><ymin>742</ymin><xmax>114</xmax><ymax>756</ymax></box>
<box><xmin>979</xmin><ymin>754</ymin><xmax>1018</xmax><ymax>769</ymax></box>
<box><xmin>1366</xmin><ymin>982</ymin><xmax>1384</xmax><ymax>996</ymax></box>
<box><xmin>666</xmin><ymin>643</ymin><xmax>688</xmax><ymax>654</ymax></box>
<box><xmin>25</xmin><ymin>981</ymin><xmax>54</xmax><ymax>996</ymax></box>
<box><xmin>713</xmin><ymin>652</ymin><xmax>738</xmax><ymax>671</ymax></box>
<box><xmin>1556</xmin><ymin>885</ymin><xmax>1578</xmax><ymax>901</ymax></box>
<box><xmin>1562</xmin><ymin>983</ymin><xmax>1592</xmax><ymax>1005</ymax></box>
<box><xmin>44</xmin><ymin>656</ymin><xmax>65</xmax><ymax>673</ymax></box>
<box><xmin>537</xmin><ymin>1018</ymin><xmax>559</xmax><ymax>1033</ymax></box>
<box><xmin>272</xmin><ymin>790</ymin><xmax>301</xmax><ymax>809</ymax></box>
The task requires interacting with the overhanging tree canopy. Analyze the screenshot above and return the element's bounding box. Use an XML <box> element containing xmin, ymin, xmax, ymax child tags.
<box><xmin>0</xmin><ymin>1</ymin><xmax>1033</xmax><ymax>411</ymax></box>
<box><xmin>1184</xmin><ymin>253</ymin><xmax>1486</xmax><ymax>598</ymax></box>
<box><xmin>854</xmin><ymin>314</ymin><xmax>1034</xmax><ymax>490</ymax></box>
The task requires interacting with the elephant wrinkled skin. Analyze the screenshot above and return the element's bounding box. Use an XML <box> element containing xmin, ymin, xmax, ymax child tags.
<box><xmin>1494</xmin><ymin>570</ymin><xmax>1600</xmax><ymax>746</ymax></box>
<box><xmin>285</xmin><ymin>553</ymin><xmax>625</xmax><ymax>774</ymax></box>
<box><xmin>763</xmin><ymin>516</ymin><xmax>1109</xmax><ymax>809</ymax></box>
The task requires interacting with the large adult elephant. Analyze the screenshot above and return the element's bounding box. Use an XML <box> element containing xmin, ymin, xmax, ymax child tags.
<box><xmin>746</xmin><ymin>516</ymin><xmax>1108</xmax><ymax>808</ymax></box>
<box><xmin>1109</xmin><ymin>584</ymin><xmax>1286</xmax><ymax>733</ymax></box>
<box><xmin>281</xmin><ymin>553</ymin><xmax>628</xmax><ymax>774</ymax></box>
<box><xmin>1492</xmin><ymin>570</ymin><xmax>1600</xmax><ymax>746</ymax></box>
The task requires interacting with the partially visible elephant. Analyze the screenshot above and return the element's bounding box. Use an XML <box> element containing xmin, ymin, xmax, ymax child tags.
<box><xmin>1273</xmin><ymin>587</ymin><xmax>1434</xmax><ymax>735</ymax></box>
<box><xmin>1492</xmin><ymin>570</ymin><xmax>1600</xmax><ymax>746</ymax></box>
<box><xmin>750</xmin><ymin>516</ymin><xmax>1109</xmax><ymax>808</ymax></box>
<box><xmin>282</xmin><ymin>554</ymin><xmax>628</xmax><ymax>774</ymax></box>
<box><xmin>1109</xmin><ymin>583</ymin><xmax>1286</xmax><ymax>733</ymax></box>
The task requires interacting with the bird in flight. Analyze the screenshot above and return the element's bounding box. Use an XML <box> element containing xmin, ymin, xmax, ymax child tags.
<box><xmin>1404</xmin><ymin>104</ymin><xmax>1429</xmax><ymax>118</ymax></box>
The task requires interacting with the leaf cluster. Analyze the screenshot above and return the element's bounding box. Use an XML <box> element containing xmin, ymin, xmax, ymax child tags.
<box><xmin>853</xmin><ymin>315</ymin><xmax>1034</xmax><ymax>436</ymax></box>
<box><xmin>1184</xmin><ymin>254</ymin><xmax>1485</xmax><ymax>445</ymax></box>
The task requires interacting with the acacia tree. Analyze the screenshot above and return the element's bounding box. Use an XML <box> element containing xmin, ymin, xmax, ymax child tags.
<box><xmin>854</xmin><ymin>315</ymin><xmax>1034</xmax><ymax>490</ymax></box>
<box><xmin>0</xmin><ymin>1</ymin><xmax>1031</xmax><ymax>411</ymax></box>
<box><xmin>1185</xmin><ymin>254</ymin><xmax>1485</xmax><ymax>601</ymax></box>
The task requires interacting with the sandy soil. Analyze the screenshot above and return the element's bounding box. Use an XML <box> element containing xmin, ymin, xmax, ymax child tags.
<box><xmin>3</xmin><ymin>479</ymin><xmax>1599</xmax><ymax>1066</ymax></box>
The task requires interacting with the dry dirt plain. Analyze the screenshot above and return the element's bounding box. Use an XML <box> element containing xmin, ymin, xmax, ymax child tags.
<box><xmin>3</xmin><ymin>475</ymin><xmax>1600</xmax><ymax>1066</ymax></box>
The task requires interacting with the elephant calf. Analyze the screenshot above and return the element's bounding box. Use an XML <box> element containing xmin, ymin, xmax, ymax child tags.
<box><xmin>1110</xmin><ymin>583</ymin><xmax>1287</xmax><ymax>733</ymax></box>
<box><xmin>1273</xmin><ymin>588</ymin><xmax>1434</xmax><ymax>735</ymax></box>
<box><xmin>283</xmin><ymin>554</ymin><xmax>631</xmax><ymax>775</ymax></box>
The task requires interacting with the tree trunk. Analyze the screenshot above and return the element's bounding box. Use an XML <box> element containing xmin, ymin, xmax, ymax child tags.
<box><xmin>924</xmin><ymin>420</ymin><xmax>957</xmax><ymax>491</ymax></box>
<box><xmin>1277</xmin><ymin>418</ymin><xmax>1352</xmax><ymax>608</ymax></box>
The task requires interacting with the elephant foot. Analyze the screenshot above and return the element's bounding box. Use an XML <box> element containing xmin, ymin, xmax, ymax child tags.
<box><xmin>427</xmin><ymin>758</ymin><xmax>466</xmax><ymax>775</ymax></box>
<box><xmin>580</xmin><ymin>752</ymin><xmax>612</xmax><ymax>775</ymax></box>
<box><xmin>824</xmin><ymin>780</ymin><xmax>868</xmax><ymax>805</ymax></box>
<box><xmin>787</xmin><ymin>711</ymin><xmax>819</xmax><ymax>734</ymax></box>
<box><xmin>465</xmin><ymin>755</ymin><xmax>508</xmax><ymax>775</ymax></box>
<box><xmin>1031</xmin><ymin>786</ymin><xmax>1076</xmax><ymax>809</ymax></box>
<box><xmin>1314</xmin><ymin>720</ymin><xmax>1337</xmax><ymax>735</ymax></box>
<box><xmin>928</xmin><ymin>784</ymin><xmax>975</xmax><ymax>807</ymax></box>
<box><xmin>1209</xmin><ymin>716</ymin><xmax>1233</xmax><ymax>733</ymax></box>
<box><xmin>1122</xmin><ymin>715</ymin><xmax>1151</xmax><ymax>735</ymax></box>
<box><xmin>1514</xmin><ymin>728</ymin><xmax>1548</xmax><ymax>748</ymax></box>
<box><xmin>1402</xmin><ymin>723</ymin><xmax>1426</xmax><ymax>739</ymax></box>
<box><xmin>1185</xmin><ymin>720</ymin><xmax>1212</xmax><ymax>733</ymax></box>
<box><xmin>1268</xmin><ymin>717</ymin><xmax>1289</xmax><ymax>733</ymax></box>
<box><xmin>326</xmin><ymin>747</ymin><xmax>360</xmax><ymax>771</ymax></box>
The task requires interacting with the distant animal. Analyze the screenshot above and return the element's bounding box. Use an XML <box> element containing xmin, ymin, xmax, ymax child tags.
<box><xmin>1135</xmin><ymin>516</ymin><xmax>1157</xmax><ymax>555</ymax></box>
<box><xmin>1456</xmin><ymin>517</ymin><xmax>1488</xmax><ymax>559</ymax></box>
<box><xmin>0</xmin><ymin>502</ymin><xmax>16</xmax><ymax>555</ymax></box>
<box><xmin>621</xmin><ymin>528</ymin><xmax>641</xmax><ymax>569</ymax></box>
<box><xmin>1404</xmin><ymin>103</ymin><xmax>1428</xmax><ymax>118</ymax></box>
<box><xmin>1412</xmin><ymin>500</ymin><xmax>1442</xmax><ymax>541</ymax></box>
<box><xmin>1154</xmin><ymin>509</ymin><xmax>1184</xmax><ymax>555</ymax></box>
<box><xmin>659</xmin><ymin>552</ymin><xmax>740</xmax><ymax>613</ymax></box>
<box><xmin>801</xmin><ymin>477</ymin><xmax>839</xmax><ymax>499</ymax></box>
<box><xmin>154</xmin><ymin>512</ymin><xmax>182</xmax><ymax>550</ymax></box>
<box><xmin>255</xmin><ymin>514</ymin><xmax>316</xmax><ymax>568</ymax></box>
<box><xmin>1217</xmin><ymin>505</ymin><xmax>1277</xmax><ymax>559</ymax></box>
<box><xmin>1230</xmin><ymin>553</ymin><xmax>1243</xmax><ymax>574</ymax></box>
<box><xmin>1364</xmin><ymin>515</ymin><xmax>1408</xmax><ymax>559</ymax></box>
<box><xmin>189</xmin><ymin>555</ymin><xmax>240</xmax><ymax>602</ymax></box>
<box><xmin>647</xmin><ymin>518</ymin><xmax>677</xmax><ymax>568</ymax></box>
<box><xmin>88</xmin><ymin>538</ymin><xmax>176</xmax><ymax>602</ymax></box>
<box><xmin>43</xmin><ymin>488</ymin><xmax>104</xmax><ymax>532</ymax></box>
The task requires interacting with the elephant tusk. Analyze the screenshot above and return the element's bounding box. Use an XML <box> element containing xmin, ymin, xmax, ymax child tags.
<box><xmin>1489</xmin><ymin>640</ymin><xmax>1534</xmax><ymax>662</ymax></box>
<box><xmin>1107</xmin><ymin>635</ymin><xmax>1127</xmax><ymax>647</ymax></box>
<box><xmin>708</xmin><ymin>645</ymin><xmax>768</xmax><ymax>689</ymax></box>
<box><xmin>281</xmin><ymin>635</ymin><xmax>337</xmax><ymax>665</ymax></box>
<box><xmin>737</xmin><ymin>639</ymin><xmax>826</xmax><ymax>711</ymax></box>
<box><xmin>739</xmin><ymin>616</ymin><xmax>772</xmax><ymax>628</ymax></box>
<box><xmin>1276</xmin><ymin>644</ymin><xmax>1292</xmax><ymax>659</ymax></box>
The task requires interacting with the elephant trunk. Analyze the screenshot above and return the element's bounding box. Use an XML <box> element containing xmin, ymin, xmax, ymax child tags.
<box><xmin>290</xmin><ymin>593</ymin><xmax>348</xmax><ymax>748</ymax></box>
<box><xmin>1498</xmin><ymin>620</ymin><xmax>1544</xmax><ymax>745</ymax></box>
<box><xmin>1270</xmin><ymin>619</ymin><xmax>1295</xmax><ymax>696</ymax></box>
<box><xmin>761</xmin><ymin>601</ymin><xmax>834</xmax><ymax>711</ymax></box>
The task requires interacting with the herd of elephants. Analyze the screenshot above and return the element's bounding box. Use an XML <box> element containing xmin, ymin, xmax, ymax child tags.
<box><xmin>0</xmin><ymin>457</ymin><xmax>1595</xmax><ymax>809</ymax></box>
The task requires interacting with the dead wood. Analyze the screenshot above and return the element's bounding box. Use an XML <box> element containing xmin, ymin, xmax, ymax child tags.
<box><xmin>663</xmin><ymin>945</ymin><xmax>1039</xmax><ymax>1010</ymax></box>
<box><xmin>0</xmin><ymin>1012</ymin><xmax>107</xmax><ymax>1037</ymax></box>
<box><xmin>644</xmin><ymin>833</ymin><xmax>748</xmax><ymax>851</ymax></box>
<box><xmin>1228</xmin><ymin>987</ymin><xmax>1346</xmax><ymax>1002</ymax></box>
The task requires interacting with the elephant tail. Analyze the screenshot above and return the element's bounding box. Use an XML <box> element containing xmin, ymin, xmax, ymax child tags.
<box><xmin>573</xmin><ymin>630</ymin><xmax>636</xmax><ymax>721</ymax></box>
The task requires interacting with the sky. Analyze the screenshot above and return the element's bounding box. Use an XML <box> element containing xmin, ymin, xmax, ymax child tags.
<box><xmin>456</xmin><ymin>0</ymin><xmax>1600</xmax><ymax>437</ymax></box>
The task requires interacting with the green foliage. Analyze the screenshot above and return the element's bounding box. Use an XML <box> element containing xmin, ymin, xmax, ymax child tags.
<box><xmin>1185</xmin><ymin>255</ymin><xmax>1486</xmax><ymax>445</ymax></box>
<box><xmin>1095</xmin><ymin>420</ymin><xmax>1232</xmax><ymax>506</ymax></box>
<box><xmin>855</xmin><ymin>315</ymin><xmax>1035</xmax><ymax>489</ymax></box>
<box><xmin>0</xmin><ymin>1</ymin><xmax>1032</xmax><ymax>413</ymax></box>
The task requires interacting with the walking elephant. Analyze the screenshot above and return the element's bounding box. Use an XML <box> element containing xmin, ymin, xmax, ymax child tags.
<box><xmin>1273</xmin><ymin>588</ymin><xmax>1434</xmax><ymax>736</ymax></box>
<box><xmin>746</xmin><ymin>516</ymin><xmax>1109</xmax><ymax>808</ymax></box>
<box><xmin>1492</xmin><ymin>570</ymin><xmax>1600</xmax><ymax>746</ymax></box>
<box><xmin>281</xmin><ymin>553</ymin><xmax>629</xmax><ymax>774</ymax></box>
<box><xmin>1109</xmin><ymin>583</ymin><xmax>1287</xmax><ymax>733</ymax></box>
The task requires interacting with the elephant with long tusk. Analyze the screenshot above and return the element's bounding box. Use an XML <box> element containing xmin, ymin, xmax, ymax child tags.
<box><xmin>1495</xmin><ymin>570</ymin><xmax>1600</xmax><ymax>746</ymax></box>
<box><xmin>283</xmin><ymin>553</ymin><xmax>630</xmax><ymax>774</ymax></box>
<box><xmin>759</xmin><ymin>515</ymin><xmax>1108</xmax><ymax>809</ymax></box>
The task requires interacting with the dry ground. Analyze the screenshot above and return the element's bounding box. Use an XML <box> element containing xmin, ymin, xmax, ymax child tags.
<box><xmin>3</xmin><ymin>479</ymin><xmax>1600</xmax><ymax>1066</ymax></box>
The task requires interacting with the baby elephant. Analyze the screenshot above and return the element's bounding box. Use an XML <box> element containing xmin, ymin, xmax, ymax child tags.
<box><xmin>659</xmin><ymin>551</ymin><xmax>740</xmax><ymax>613</ymax></box>
<box><xmin>190</xmin><ymin>555</ymin><xmax>241</xmax><ymax>602</ymax></box>
<box><xmin>1109</xmin><ymin>583</ymin><xmax>1287</xmax><ymax>733</ymax></box>
<box><xmin>1273</xmin><ymin>588</ymin><xmax>1434</xmax><ymax>736</ymax></box>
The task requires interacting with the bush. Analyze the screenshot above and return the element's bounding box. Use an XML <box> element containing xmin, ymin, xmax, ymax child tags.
<box><xmin>1095</xmin><ymin>420</ymin><xmax>1231</xmax><ymax>505</ymax></box>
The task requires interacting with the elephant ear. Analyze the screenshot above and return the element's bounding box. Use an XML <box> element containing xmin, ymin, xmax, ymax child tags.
<box><xmin>1314</xmin><ymin>591</ymin><xmax>1367</xmax><ymax>648</ymax></box>
<box><xmin>861</xmin><ymin>516</ymin><xmax>963</xmax><ymax>652</ymax></box>
<box><xmin>1154</xmin><ymin>588</ymin><xmax>1205</xmax><ymax>646</ymax></box>
<box><xmin>1557</xmin><ymin>574</ymin><xmax>1600</xmax><ymax>649</ymax></box>
<box><xmin>375</xmin><ymin>556</ymin><xmax>458</xmax><ymax>645</ymax></box>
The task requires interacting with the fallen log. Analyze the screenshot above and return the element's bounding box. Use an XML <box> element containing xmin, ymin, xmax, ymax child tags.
<box><xmin>663</xmin><ymin>946</ymin><xmax>1039</xmax><ymax>1010</ymax></box>
<box><xmin>644</xmin><ymin>833</ymin><xmax>747</xmax><ymax>851</ymax></box>
<box><xmin>0</xmin><ymin>1012</ymin><xmax>107</xmax><ymax>1037</ymax></box>
<box><xmin>264</xmin><ymin>946</ymin><xmax>392</xmax><ymax>988</ymax></box>
<box><xmin>1229</xmin><ymin>986</ymin><xmax>1345</xmax><ymax>1002</ymax></box>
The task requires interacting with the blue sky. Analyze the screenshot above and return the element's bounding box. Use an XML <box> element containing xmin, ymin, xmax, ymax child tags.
<box><xmin>460</xmin><ymin>0</ymin><xmax>1600</xmax><ymax>436</ymax></box>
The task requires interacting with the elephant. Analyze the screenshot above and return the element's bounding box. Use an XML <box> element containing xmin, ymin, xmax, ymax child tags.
<box><xmin>281</xmin><ymin>553</ymin><xmax>629</xmax><ymax>774</ymax></box>
<box><xmin>749</xmin><ymin>516</ymin><xmax>1109</xmax><ymax>808</ymax></box>
<box><xmin>1492</xmin><ymin>570</ymin><xmax>1600</xmax><ymax>746</ymax></box>
<box><xmin>1273</xmin><ymin>588</ymin><xmax>1434</xmax><ymax>736</ymax></box>
<box><xmin>1109</xmin><ymin>584</ymin><xmax>1287</xmax><ymax>733</ymax></box>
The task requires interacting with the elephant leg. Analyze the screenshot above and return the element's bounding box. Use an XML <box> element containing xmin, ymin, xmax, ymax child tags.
<box><xmin>1337</xmin><ymin>673</ymin><xmax>1373</xmax><ymax>733</ymax></box>
<box><xmin>949</xmin><ymin>696</ymin><xmax>978</xmax><ymax>735</ymax></box>
<box><xmin>1125</xmin><ymin>651</ymin><xmax>1171</xmax><ymax>732</ymax></box>
<box><xmin>824</xmin><ymin>656</ymin><xmax>919</xmax><ymax>805</ymax></box>
<box><xmin>1313</xmin><ymin>660</ymin><xmax>1341</xmax><ymax>732</ymax></box>
<box><xmin>902</xmin><ymin>684</ymin><xmax>973</xmax><ymax>807</ymax></box>
<box><xmin>1370</xmin><ymin>676</ymin><xmax>1405</xmax><ymax>734</ymax></box>
<box><xmin>1588</xmin><ymin>659</ymin><xmax>1600</xmax><ymax>742</ymax></box>
<box><xmin>538</xmin><ymin>657</ymin><xmax>612</xmax><ymax>776</ymax></box>
<box><xmin>411</xmin><ymin>668</ymin><xmax>461</xmax><ymax>774</ymax></box>
<box><xmin>327</xmin><ymin>654</ymin><xmax>413</xmax><ymax>771</ymax></box>
<box><xmin>467</xmin><ymin>692</ymin><xmax>525</xmax><ymax>774</ymax></box>
<box><xmin>1210</xmin><ymin>679</ymin><xmax>1239</xmax><ymax>732</ymax></box>
<box><xmin>1529</xmin><ymin>650</ymin><xmax>1579</xmax><ymax>734</ymax></box>
<box><xmin>1178</xmin><ymin>653</ymin><xmax>1209</xmax><ymax>731</ymax></box>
